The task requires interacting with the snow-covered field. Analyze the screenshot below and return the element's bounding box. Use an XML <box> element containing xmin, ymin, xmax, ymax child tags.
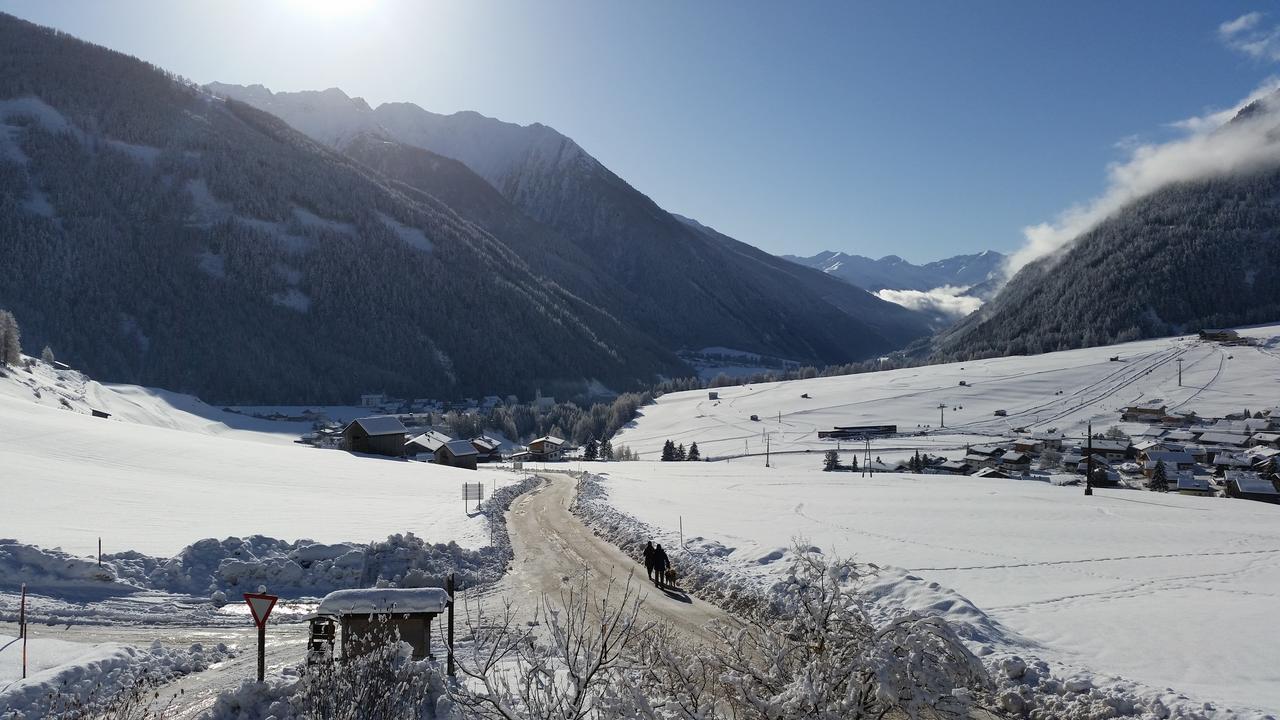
<box><xmin>0</xmin><ymin>360</ymin><xmax>518</xmax><ymax>558</ymax></box>
<box><xmin>617</xmin><ymin>325</ymin><xmax>1280</xmax><ymax>462</ymax></box>
<box><xmin>604</xmin><ymin>326</ymin><xmax>1280</xmax><ymax>716</ymax></box>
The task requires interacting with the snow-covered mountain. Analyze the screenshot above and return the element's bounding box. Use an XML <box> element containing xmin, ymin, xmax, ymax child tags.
<box><xmin>784</xmin><ymin>250</ymin><xmax>1006</xmax><ymax>295</ymax></box>
<box><xmin>208</xmin><ymin>83</ymin><xmax>935</xmax><ymax>366</ymax></box>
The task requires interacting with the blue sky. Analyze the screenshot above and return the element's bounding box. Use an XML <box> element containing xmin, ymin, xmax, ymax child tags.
<box><xmin>1</xmin><ymin>1</ymin><xmax>1277</xmax><ymax>262</ymax></box>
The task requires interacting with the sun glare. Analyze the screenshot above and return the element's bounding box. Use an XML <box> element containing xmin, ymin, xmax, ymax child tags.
<box><xmin>286</xmin><ymin>0</ymin><xmax>372</xmax><ymax>19</ymax></box>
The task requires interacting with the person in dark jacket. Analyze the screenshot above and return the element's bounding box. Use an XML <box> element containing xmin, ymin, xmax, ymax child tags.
<box><xmin>652</xmin><ymin>544</ymin><xmax>670</xmax><ymax>588</ymax></box>
<box><xmin>642</xmin><ymin>541</ymin><xmax>656</xmax><ymax>581</ymax></box>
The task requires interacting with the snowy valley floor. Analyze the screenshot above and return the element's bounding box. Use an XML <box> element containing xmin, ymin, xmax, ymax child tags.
<box><xmin>585</xmin><ymin>459</ymin><xmax>1280</xmax><ymax>716</ymax></box>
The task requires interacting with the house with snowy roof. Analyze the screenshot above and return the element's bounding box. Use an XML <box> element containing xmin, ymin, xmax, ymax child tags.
<box><xmin>341</xmin><ymin>416</ymin><xmax>408</xmax><ymax>457</ymax></box>
<box><xmin>1225</xmin><ymin>471</ymin><xmax>1279</xmax><ymax>504</ymax></box>
<box><xmin>434</xmin><ymin>440</ymin><xmax>479</xmax><ymax>470</ymax></box>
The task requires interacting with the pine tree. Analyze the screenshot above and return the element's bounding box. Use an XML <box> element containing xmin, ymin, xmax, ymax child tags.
<box><xmin>600</xmin><ymin>437</ymin><xmax>614</xmax><ymax>461</ymax></box>
<box><xmin>41</xmin><ymin>345</ymin><xmax>55</xmax><ymax>364</ymax></box>
<box><xmin>583</xmin><ymin>439</ymin><xmax>599</xmax><ymax>461</ymax></box>
<box><xmin>823</xmin><ymin>449</ymin><xmax>839</xmax><ymax>472</ymax></box>
<box><xmin>1149</xmin><ymin>460</ymin><xmax>1169</xmax><ymax>492</ymax></box>
<box><xmin>687</xmin><ymin>442</ymin><xmax>700</xmax><ymax>461</ymax></box>
<box><xmin>849</xmin><ymin>455</ymin><xmax>858</xmax><ymax>471</ymax></box>
<box><xmin>675</xmin><ymin>443</ymin><xmax>686</xmax><ymax>461</ymax></box>
<box><xmin>911</xmin><ymin>450</ymin><xmax>923</xmax><ymax>473</ymax></box>
<box><xmin>661</xmin><ymin>440</ymin><xmax>675</xmax><ymax>462</ymax></box>
<box><xmin>0</xmin><ymin>310</ymin><xmax>20</xmax><ymax>366</ymax></box>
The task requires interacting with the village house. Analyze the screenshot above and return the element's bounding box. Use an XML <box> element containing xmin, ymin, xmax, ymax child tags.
<box><xmin>360</xmin><ymin>393</ymin><xmax>387</xmax><ymax>408</ymax></box>
<box><xmin>341</xmin><ymin>416</ymin><xmax>408</xmax><ymax>457</ymax></box>
<box><xmin>1142</xmin><ymin>450</ymin><xmax>1195</xmax><ymax>477</ymax></box>
<box><xmin>998</xmin><ymin>451</ymin><xmax>1031</xmax><ymax>474</ymax></box>
<box><xmin>1248</xmin><ymin>432</ymin><xmax>1280</xmax><ymax>448</ymax></box>
<box><xmin>1085</xmin><ymin>439</ymin><xmax>1130</xmax><ymax>461</ymax></box>
<box><xmin>434</xmin><ymin>440</ymin><xmax>479</xmax><ymax>470</ymax></box>
<box><xmin>1174</xmin><ymin>472</ymin><xmax>1214</xmax><ymax>497</ymax></box>
<box><xmin>469</xmin><ymin>435</ymin><xmax>503</xmax><ymax>463</ymax></box>
<box><xmin>404</xmin><ymin>429</ymin><xmax>452</xmax><ymax>457</ymax></box>
<box><xmin>1030</xmin><ymin>431</ymin><xmax>1066</xmax><ymax>450</ymax></box>
<box><xmin>1225</xmin><ymin>471</ymin><xmax>1280</xmax><ymax>504</ymax></box>
<box><xmin>1012</xmin><ymin>438</ymin><xmax>1043</xmax><ymax>455</ymax></box>
<box><xmin>1122</xmin><ymin>402</ymin><xmax>1167</xmax><ymax>422</ymax></box>
<box><xmin>526</xmin><ymin>435</ymin><xmax>566</xmax><ymax>461</ymax></box>
<box><xmin>973</xmin><ymin>466</ymin><xmax>1012</xmax><ymax>479</ymax></box>
<box><xmin>939</xmin><ymin>459</ymin><xmax>972</xmax><ymax>475</ymax></box>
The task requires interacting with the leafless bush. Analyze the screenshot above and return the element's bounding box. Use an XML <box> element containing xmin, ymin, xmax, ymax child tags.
<box><xmin>18</xmin><ymin>670</ymin><xmax>176</xmax><ymax>720</ymax></box>
<box><xmin>292</xmin><ymin>629</ymin><xmax>443</xmax><ymax>720</ymax></box>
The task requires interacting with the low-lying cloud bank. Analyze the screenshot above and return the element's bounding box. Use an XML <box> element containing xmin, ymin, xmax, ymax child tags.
<box><xmin>1006</xmin><ymin>75</ymin><xmax>1280</xmax><ymax>277</ymax></box>
<box><xmin>875</xmin><ymin>285</ymin><xmax>983</xmax><ymax>319</ymax></box>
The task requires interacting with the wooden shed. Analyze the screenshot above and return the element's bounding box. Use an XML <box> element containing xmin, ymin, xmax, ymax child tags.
<box><xmin>313</xmin><ymin>587</ymin><xmax>451</xmax><ymax>662</ymax></box>
<box><xmin>435</xmin><ymin>440</ymin><xmax>479</xmax><ymax>470</ymax></box>
<box><xmin>1225</xmin><ymin>471</ymin><xmax>1280</xmax><ymax>504</ymax></box>
<box><xmin>342</xmin><ymin>416</ymin><xmax>408</xmax><ymax>457</ymax></box>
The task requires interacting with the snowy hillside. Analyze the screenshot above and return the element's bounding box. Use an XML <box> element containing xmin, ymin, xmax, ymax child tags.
<box><xmin>1</xmin><ymin>360</ymin><xmax>519</xmax><ymax>557</ymax></box>
<box><xmin>615</xmin><ymin>325</ymin><xmax>1280</xmax><ymax>461</ymax></box>
<box><xmin>0</xmin><ymin>357</ymin><xmax>307</xmax><ymax>442</ymax></box>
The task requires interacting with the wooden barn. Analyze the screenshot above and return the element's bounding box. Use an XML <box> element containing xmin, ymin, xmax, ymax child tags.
<box><xmin>435</xmin><ymin>440</ymin><xmax>479</xmax><ymax>470</ymax></box>
<box><xmin>469</xmin><ymin>435</ymin><xmax>503</xmax><ymax>463</ymax></box>
<box><xmin>1225</xmin><ymin>471</ymin><xmax>1280</xmax><ymax>504</ymax></box>
<box><xmin>342</xmin><ymin>416</ymin><xmax>408</xmax><ymax>457</ymax></box>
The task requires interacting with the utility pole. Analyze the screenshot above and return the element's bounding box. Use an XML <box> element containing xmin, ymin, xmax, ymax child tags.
<box><xmin>764</xmin><ymin>434</ymin><xmax>771</xmax><ymax>467</ymax></box>
<box><xmin>1177</xmin><ymin>358</ymin><xmax>1183</xmax><ymax>387</ymax></box>
<box><xmin>1085</xmin><ymin>422</ymin><xmax>1094</xmax><ymax>496</ymax></box>
<box><xmin>937</xmin><ymin>403</ymin><xmax>947</xmax><ymax>428</ymax></box>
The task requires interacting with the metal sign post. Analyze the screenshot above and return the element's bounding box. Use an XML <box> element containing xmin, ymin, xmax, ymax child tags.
<box><xmin>243</xmin><ymin>591</ymin><xmax>278</xmax><ymax>682</ymax></box>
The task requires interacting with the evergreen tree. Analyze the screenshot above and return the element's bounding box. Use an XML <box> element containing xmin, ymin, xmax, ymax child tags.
<box><xmin>911</xmin><ymin>450</ymin><xmax>924</xmax><ymax>473</ymax></box>
<box><xmin>40</xmin><ymin>345</ymin><xmax>55</xmax><ymax>364</ymax></box>
<box><xmin>583</xmin><ymin>439</ymin><xmax>599</xmax><ymax>461</ymax></box>
<box><xmin>687</xmin><ymin>442</ymin><xmax>700</xmax><ymax>461</ymax></box>
<box><xmin>600</xmin><ymin>437</ymin><xmax>613</xmax><ymax>461</ymax></box>
<box><xmin>675</xmin><ymin>443</ymin><xmax>686</xmax><ymax>461</ymax></box>
<box><xmin>661</xmin><ymin>440</ymin><xmax>675</xmax><ymax>462</ymax></box>
<box><xmin>0</xmin><ymin>310</ymin><xmax>20</xmax><ymax>366</ymax></box>
<box><xmin>823</xmin><ymin>449</ymin><xmax>839</xmax><ymax>472</ymax></box>
<box><xmin>1148</xmin><ymin>460</ymin><xmax>1169</xmax><ymax>492</ymax></box>
<box><xmin>849</xmin><ymin>455</ymin><xmax>858</xmax><ymax>471</ymax></box>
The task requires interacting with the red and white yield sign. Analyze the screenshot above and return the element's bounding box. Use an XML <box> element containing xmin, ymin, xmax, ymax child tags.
<box><xmin>243</xmin><ymin>592</ymin><xmax>278</xmax><ymax>628</ymax></box>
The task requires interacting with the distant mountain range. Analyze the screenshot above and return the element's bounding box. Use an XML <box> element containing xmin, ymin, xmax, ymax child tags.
<box><xmin>783</xmin><ymin>250</ymin><xmax>1006</xmax><ymax>296</ymax></box>
<box><xmin>0</xmin><ymin>14</ymin><xmax>934</xmax><ymax>404</ymax></box>
<box><xmin>207</xmin><ymin>83</ymin><xmax>933</xmax><ymax>367</ymax></box>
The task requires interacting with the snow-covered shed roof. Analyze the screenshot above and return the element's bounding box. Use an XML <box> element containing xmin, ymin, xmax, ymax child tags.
<box><xmin>317</xmin><ymin>588</ymin><xmax>449</xmax><ymax>616</ymax></box>
<box><xmin>347</xmin><ymin>416</ymin><xmax>408</xmax><ymax>437</ymax></box>
<box><xmin>531</xmin><ymin>435</ymin><xmax>565</xmax><ymax>446</ymax></box>
<box><xmin>973</xmin><ymin>467</ymin><xmax>1011</xmax><ymax>478</ymax></box>
<box><xmin>440</xmin><ymin>439</ymin><xmax>479</xmax><ymax>457</ymax></box>
<box><xmin>1144</xmin><ymin>450</ymin><xmax>1193</xmax><ymax>465</ymax></box>
<box><xmin>1087</xmin><ymin>439</ymin><xmax>1129</xmax><ymax>452</ymax></box>
<box><xmin>470</xmin><ymin>435</ymin><xmax>502</xmax><ymax>452</ymax></box>
<box><xmin>1227</xmin><ymin>471</ymin><xmax>1278</xmax><ymax>494</ymax></box>
<box><xmin>1213</xmin><ymin>453</ymin><xmax>1253</xmax><ymax>468</ymax></box>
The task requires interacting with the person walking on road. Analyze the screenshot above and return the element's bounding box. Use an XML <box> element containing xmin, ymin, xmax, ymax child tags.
<box><xmin>652</xmin><ymin>544</ymin><xmax>670</xmax><ymax>589</ymax></box>
<box><xmin>642</xmin><ymin>541</ymin><xmax>656</xmax><ymax>581</ymax></box>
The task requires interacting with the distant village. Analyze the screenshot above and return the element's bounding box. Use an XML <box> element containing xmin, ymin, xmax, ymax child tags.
<box><xmin>276</xmin><ymin>392</ymin><xmax>569</xmax><ymax>471</ymax></box>
<box><xmin>824</xmin><ymin>398</ymin><xmax>1280</xmax><ymax>505</ymax></box>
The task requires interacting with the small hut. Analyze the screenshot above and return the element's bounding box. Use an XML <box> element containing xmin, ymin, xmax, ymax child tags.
<box><xmin>312</xmin><ymin>587</ymin><xmax>451</xmax><ymax>661</ymax></box>
<box><xmin>435</xmin><ymin>440</ymin><xmax>479</xmax><ymax>470</ymax></box>
<box><xmin>342</xmin><ymin>416</ymin><xmax>408</xmax><ymax>457</ymax></box>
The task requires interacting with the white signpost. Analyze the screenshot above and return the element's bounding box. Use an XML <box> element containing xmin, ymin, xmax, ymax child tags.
<box><xmin>243</xmin><ymin>591</ymin><xmax>278</xmax><ymax>682</ymax></box>
<box><xmin>463</xmin><ymin>482</ymin><xmax>484</xmax><ymax>514</ymax></box>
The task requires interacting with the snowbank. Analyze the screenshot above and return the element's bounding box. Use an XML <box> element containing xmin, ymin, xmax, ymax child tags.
<box><xmin>0</xmin><ymin>636</ymin><xmax>230</xmax><ymax>719</ymax></box>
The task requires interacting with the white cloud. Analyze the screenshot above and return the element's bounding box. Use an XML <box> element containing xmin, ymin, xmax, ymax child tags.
<box><xmin>1219</xmin><ymin>12</ymin><xmax>1280</xmax><ymax>60</ymax></box>
<box><xmin>875</xmin><ymin>286</ymin><xmax>984</xmax><ymax>319</ymax></box>
<box><xmin>1005</xmin><ymin>77</ymin><xmax>1280</xmax><ymax>276</ymax></box>
<box><xmin>1220</xmin><ymin>12</ymin><xmax>1262</xmax><ymax>38</ymax></box>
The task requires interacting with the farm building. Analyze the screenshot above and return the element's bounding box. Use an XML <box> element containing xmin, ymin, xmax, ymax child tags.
<box><xmin>312</xmin><ymin>588</ymin><xmax>450</xmax><ymax>661</ymax></box>
<box><xmin>1122</xmin><ymin>402</ymin><xmax>1167</xmax><ymax>422</ymax></box>
<box><xmin>1225</xmin><ymin>471</ymin><xmax>1280</xmax><ymax>504</ymax></box>
<box><xmin>342</xmin><ymin>416</ymin><xmax>408</xmax><ymax>457</ymax></box>
<box><xmin>939</xmin><ymin>460</ymin><xmax>972</xmax><ymax>475</ymax></box>
<box><xmin>972</xmin><ymin>467</ymin><xmax>1012</xmax><ymax>479</ymax></box>
<box><xmin>435</xmin><ymin>440</ymin><xmax>479</xmax><ymax>470</ymax></box>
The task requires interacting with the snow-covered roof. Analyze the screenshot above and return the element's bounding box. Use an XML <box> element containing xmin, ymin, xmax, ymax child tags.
<box><xmin>531</xmin><ymin>435</ymin><xmax>565</xmax><ymax>446</ymax></box>
<box><xmin>1198</xmin><ymin>432</ymin><xmax>1248</xmax><ymax>446</ymax></box>
<box><xmin>406</xmin><ymin>430</ymin><xmax>452</xmax><ymax>452</ymax></box>
<box><xmin>1087</xmin><ymin>439</ymin><xmax>1129</xmax><ymax>452</ymax></box>
<box><xmin>1227</xmin><ymin>471</ymin><xmax>1278</xmax><ymax>494</ymax></box>
<box><xmin>347</xmin><ymin>416</ymin><xmax>407</xmax><ymax>437</ymax></box>
<box><xmin>1213</xmin><ymin>454</ymin><xmax>1253</xmax><ymax>468</ymax></box>
<box><xmin>470</xmin><ymin>435</ymin><xmax>502</xmax><ymax>452</ymax></box>
<box><xmin>440</xmin><ymin>439</ymin><xmax>479</xmax><ymax>457</ymax></box>
<box><xmin>1144</xmin><ymin>451</ymin><xmax>1193</xmax><ymax>465</ymax></box>
<box><xmin>1176</xmin><ymin>475</ymin><xmax>1211</xmax><ymax>492</ymax></box>
<box><xmin>316</xmin><ymin>588</ymin><xmax>449</xmax><ymax>616</ymax></box>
